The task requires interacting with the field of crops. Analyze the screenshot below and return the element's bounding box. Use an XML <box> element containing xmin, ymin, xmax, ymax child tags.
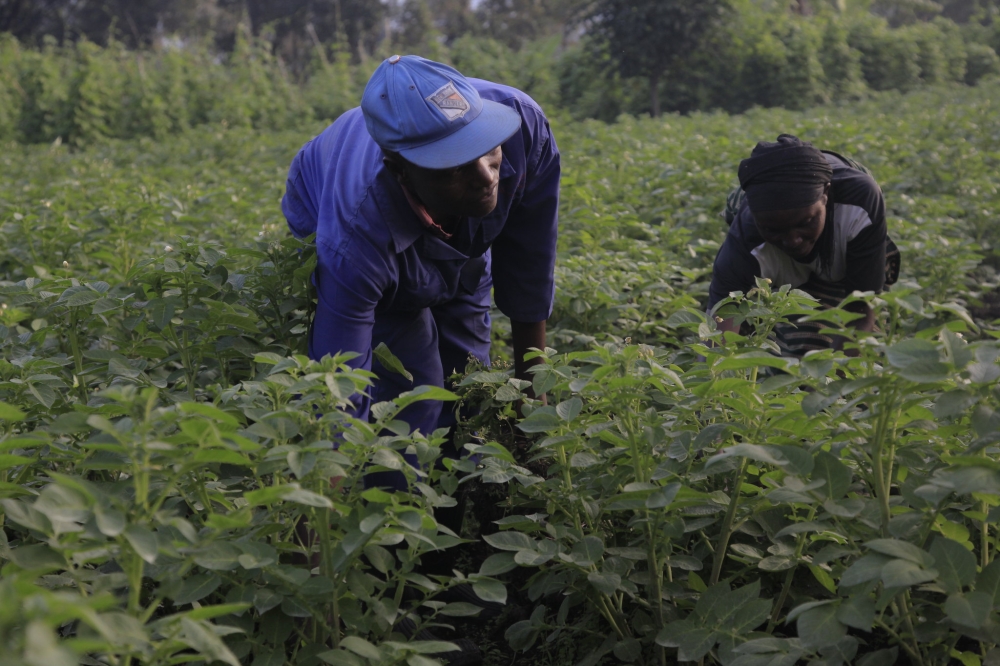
<box><xmin>1</xmin><ymin>80</ymin><xmax>1000</xmax><ymax>666</ymax></box>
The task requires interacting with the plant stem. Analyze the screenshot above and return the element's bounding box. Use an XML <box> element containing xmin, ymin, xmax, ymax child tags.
<box><xmin>645</xmin><ymin>515</ymin><xmax>666</xmax><ymax>666</ymax></box>
<box><xmin>876</xmin><ymin>617</ymin><xmax>924</xmax><ymax>665</ymax></box>
<box><xmin>895</xmin><ymin>595</ymin><xmax>925</xmax><ymax>666</ymax></box>
<box><xmin>870</xmin><ymin>391</ymin><xmax>896</xmax><ymax>538</ymax></box>
<box><xmin>767</xmin><ymin>507</ymin><xmax>816</xmax><ymax>632</ymax></box>
<box><xmin>710</xmin><ymin>457</ymin><xmax>748</xmax><ymax>585</ymax></box>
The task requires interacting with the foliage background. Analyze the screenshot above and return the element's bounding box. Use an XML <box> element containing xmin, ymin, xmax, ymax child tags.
<box><xmin>0</xmin><ymin>0</ymin><xmax>999</xmax><ymax>146</ymax></box>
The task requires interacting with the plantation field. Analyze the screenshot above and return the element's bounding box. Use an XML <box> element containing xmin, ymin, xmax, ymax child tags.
<box><xmin>1</xmin><ymin>82</ymin><xmax>1000</xmax><ymax>666</ymax></box>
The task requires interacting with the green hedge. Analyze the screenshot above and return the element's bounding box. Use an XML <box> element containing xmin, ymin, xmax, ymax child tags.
<box><xmin>0</xmin><ymin>7</ymin><xmax>998</xmax><ymax>144</ymax></box>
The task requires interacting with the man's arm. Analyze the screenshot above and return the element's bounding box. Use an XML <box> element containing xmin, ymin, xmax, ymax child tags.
<box><xmin>310</xmin><ymin>239</ymin><xmax>386</xmax><ymax>421</ymax></box>
<box><xmin>708</xmin><ymin>214</ymin><xmax>761</xmax><ymax>342</ymax></box>
<box><xmin>491</xmin><ymin>103</ymin><xmax>560</xmax><ymax>331</ymax></box>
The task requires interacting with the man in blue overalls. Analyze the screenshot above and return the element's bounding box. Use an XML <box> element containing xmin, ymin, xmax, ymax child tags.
<box><xmin>281</xmin><ymin>56</ymin><xmax>559</xmax><ymax>662</ymax></box>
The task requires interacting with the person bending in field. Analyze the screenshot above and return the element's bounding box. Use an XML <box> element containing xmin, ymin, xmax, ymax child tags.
<box><xmin>708</xmin><ymin>134</ymin><xmax>900</xmax><ymax>355</ymax></box>
<box><xmin>282</xmin><ymin>55</ymin><xmax>559</xmax><ymax>664</ymax></box>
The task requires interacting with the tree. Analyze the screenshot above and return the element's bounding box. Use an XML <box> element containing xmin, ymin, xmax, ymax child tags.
<box><xmin>394</xmin><ymin>0</ymin><xmax>445</xmax><ymax>59</ymax></box>
<box><xmin>588</xmin><ymin>0</ymin><xmax>729</xmax><ymax>116</ymax></box>
<box><xmin>427</xmin><ymin>0</ymin><xmax>476</xmax><ymax>44</ymax></box>
<box><xmin>0</xmin><ymin>0</ymin><xmax>70</xmax><ymax>43</ymax></box>
<box><xmin>476</xmin><ymin>0</ymin><xmax>585</xmax><ymax>49</ymax></box>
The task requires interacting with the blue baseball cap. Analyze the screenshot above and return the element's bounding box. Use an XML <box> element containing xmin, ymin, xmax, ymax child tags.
<box><xmin>361</xmin><ymin>55</ymin><xmax>522</xmax><ymax>170</ymax></box>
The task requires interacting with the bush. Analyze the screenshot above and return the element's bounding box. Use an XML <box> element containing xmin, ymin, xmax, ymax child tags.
<box><xmin>449</xmin><ymin>35</ymin><xmax>561</xmax><ymax>111</ymax></box>
<box><xmin>965</xmin><ymin>42</ymin><xmax>1000</xmax><ymax>84</ymax></box>
<box><xmin>819</xmin><ymin>18</ymin><xmax>868</xmax><ymax>100</ymax></box>
<box><xmin>850</xmin><ymin>16</ymin><xmax>923</xmax><ymax>91</ymax></box>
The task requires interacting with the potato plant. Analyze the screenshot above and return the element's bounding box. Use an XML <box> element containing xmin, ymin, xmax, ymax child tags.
<box><xmin>0</xmin><ymin>81</ymin><xmax>998</xmax><ymax>665</ymax></box>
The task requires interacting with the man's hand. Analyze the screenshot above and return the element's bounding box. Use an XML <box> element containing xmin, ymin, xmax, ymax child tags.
<box><xmin>511</xmin><ymin>319</ymin><xmax>547</xmax><ymax>404</ymax></box>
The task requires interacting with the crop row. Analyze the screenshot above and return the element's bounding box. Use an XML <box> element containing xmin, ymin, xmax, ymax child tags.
<box><xmin>0</xmin><ymin>83</ymin><xmax>998</xmax><ymax>665</ymax></box>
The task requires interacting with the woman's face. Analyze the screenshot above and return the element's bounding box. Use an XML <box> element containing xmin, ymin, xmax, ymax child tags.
<box><xmin>752</xmin><ymin>188</ymin><xmax>829</xmax><ymax>260</ymax></box>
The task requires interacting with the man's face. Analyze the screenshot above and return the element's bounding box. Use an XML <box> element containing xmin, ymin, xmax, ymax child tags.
<box><xmin>753</xmin><ymin>190</ymin><xmax>828</xmax><ymax>260</ymax></box>
<box><xmin>390</xmin><ymin>146</ymin><xmax>503</xmax><ymax>220</ymax></box>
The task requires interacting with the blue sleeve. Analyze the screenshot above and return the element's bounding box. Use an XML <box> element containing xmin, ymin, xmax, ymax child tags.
<box><xmin>282</xmin><ymin>142</ymin><xmax>320</xmax><ymax>239</ymax></box>
<box><xmin>491</xmin><ymin>105</ymin><xmax>560</xmax><ymax>323</ymax></box>
<box><xmin>310</xmin><ymin>237</ymin><xmax>388</xmax><ymax>422</ymax></box>
<box><xmin>708</xmin><ymin>208</ymin><xmax>761</xmax><ymax>312</ymax></box>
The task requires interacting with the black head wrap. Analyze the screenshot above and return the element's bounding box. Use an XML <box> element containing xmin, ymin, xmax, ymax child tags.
<box><xmin>738</xmin><ymin>134</ymin><xmax>833</xmax><ymax>213</ymax></box>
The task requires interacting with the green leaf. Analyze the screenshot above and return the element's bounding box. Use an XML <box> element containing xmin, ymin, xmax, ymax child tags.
<box><xmin>758</xmin><ymin>555</ymin><xmax>797</xmax><ymax>571</ymax></box>
<box><xmin>281</xmin><ymin>596</ymin><xmax>314</xmax><ymax>618</ymax></box>
<box><xmin>148</xmin><ymin>299</ymin><xmax>176</xmax><ymax>330</ymax></box>
<box><xmin>811</xmin><ymin>451</ymin><xmax>851</xmax><ymax>499</ymax></box>
<box><xmin>840</xmin><ymin>553</ymin><xmax>892</xmax><ymax>588</ymax></box>
<box><xmin>706</xmin><ymin>443</ymin><xmax>813</xmax><ymax>475</ymax></box>
<box><xmin>857</xmin><ymin>648</ymin><xmax>899</xmax><ymax>666</ymax></box>
<box><xmin>283</xmin><ymin>486</ymin><xmax>334</xmax><ymax>508</ymax></box>
<box><xmin>837</xmin><ymin>595</ymin><xmax>875</xmax><ymax>631</ymax></box>
<box><xmin>885</xmin><ymin>339</ymin><xmax>949</xmax><ymax>382</ymax></box>
<box><xmin>656</xmin><ymin>620</ymin><xmax>717</xmax><ymax>661</ymax></box>
<box><xmin>494</xmin><ymin>383</ymin><xmax>521</xmax><ymax>402</ymax></box>
<box><xmin>0</xmin><ymin>454</ymin><xmax>33</xmax><ymax>470</ymax></box>
<box><xmin>505</xmin><ymin>620</ymin><xmax>539</xmax><ymax>652</ymax></box>
<box><xmin>808</xmin><ymin>564</ymin><xmax>837</xmax><ymax>594</ymax></box>
<box><xmin>483</xmin><ymin>531</ymin><xmax>535</xmax><ymax>552</ymax></box>
<box><xmin>677</xmin><ymin>628</ymin><xmax>716</xmax><ymax>662</ymax></box>
<box><xmin>587</xmin><ymin>571</ymin><xmax>621</xmax><ymax>595</ymax></box>
<box><xmin>516</xmin><ymin>407</ymin><xmax>562</xmax><ymax>433</ymax></box>
<box><xmin>123</xmin><ymin>525</ymin><xmax>158</xmax><ymax>564</ymax></box>
<box><xmin>646</xmin><ymin>482</ymin><xmax>681</xmax><ymax>509</ymax></box>
<box><xmin>865</xmin><ymin>539</ymin><xmax>935</xmax><ymax>567</ymax></box>
<box><xmin>944</xmin><ymin>591</ymin><xmax>992</xmax><ymax>629</ymax></box>
<box><xmin>7</xmin><ymin>543</ymin><xmax>64</xmax><ymax>570</ymax></box>
<box><xmin>0</xmin><ymin>402</ymin><xmax>26</xmax><ymax>421</ymax></box>
<box><xmin>1</xmin><ymin>499</ymin><xmax>53</xmax><ymax>535</ymax></box>
<box><xmin>881</xmin><ymin>559</ymin><xmax>938</xmax><ymax>588</ymax></box>
<box><xmin>95</xmin><ymin>505</ymin><xmax>126</xmax><ymax>537</ymax></box>
<box><xmin>317</xmin><ymin>649</ymin><xmax>365</xmax><ymax>666</ymax></box>
<box><xmin>405</xmin><ymin>640</ymin><xmax>462</xmax><ymax>655</ymax></box>
<box><xmin>471</xmin><ymin>578</ymin><xmax>507</xmax><ymax>604</ymax></box>
<box><xmin>930</xmin><ymin>537</ymin><xmax>977</xmax><ymax>594</ymax></box>
<box><xmin>193</xmin><ymin>542</ymin><xmax>242</xmax><ymax>571</ymax></box>
<box><xmin>556</xmin><ymin>397</ymin><xmax>583</xmax><ymax>422</ymax></box>
<box><xmin>192</xmin><ymin>449</ymin><xmax>249</xmax><ymax>465</ymax></box>
<box><xmin>251</xmin><ymin>648</ymin><xmax>286</xmax><ymax>666</ymax></box>
<box><xmin>715</xmin><ymin>352</ymin><xmax>798</xmax><ymax>372</ymax></box>
<box><xmin>373</xmin><ymin>342</ymin><xmax>413</xmax><ymax>382</ymax></box>
<box><xmin>171</xmin><ymin>574</ymin><xmax>222</xmax><ymax>605</ymax></box>
<box><xmin>28</xmin><ymin>383</ymin><xmax>56</xmax><ymax>409</ymax></box>
<box><xmin>479</xmin><ymin>552</ymin><xmax>517</xmax><ymax>576</ymax></box>
<box><xmin>976</xmin><ymin>559</ymin><xmax>1000</xmax><ymax>604</ymax></box>
<box><xmin>571</xmin><ymin>536</ymin><xmax>605</xmax><ymax>565</ymax></box>
<box><xmin>613</xmin><ymin>638</ymin><xmax>642</xmax><ymax>663</ymax></box>
<box><xmin>934</xmin><ymin>389</ymin><xmax>979</xmax><ymax>418</ymax></box>
<box><xmin>92</xmin><ymin>297</ymin><xmax>120</xmax><ymax>314</ymax></box>
<box><xmin>340</xmin><ymin>636</ymin><xmax>381</xmax><ymax>660</ymax></box>
<box><xmin>786</xmin><ymin>599</ymin><xmax>836</xmax><ymax>623</ymax></box>
<box><xmin>179</xmin><ymin>617</ymin><xmax>240</xmax><ymax>666</ymax></box>
<box><xmin>392</xmin><ymin>385</ymin><xmax>458</xmax><ymax>411</ymax></box>
<box><xmin>363</xmin><ymin>545</ymin><xmax>394</xmax><ymax>574</ymax></box>
<box><xmin>64</xmin><ymin>289</ymin><xmax>100</xmax><ymax>307</ymax></box>
<box><xmin>797</xmin><ymin>602</ymin><xmax>847</xmax><ymax>649</ymax></box>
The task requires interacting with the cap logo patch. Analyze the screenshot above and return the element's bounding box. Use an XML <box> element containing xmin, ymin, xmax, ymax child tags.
<box><xmin>426</xmin><ymin>81</ymin><xmax>471</xmax><ymax>121</ymax></box>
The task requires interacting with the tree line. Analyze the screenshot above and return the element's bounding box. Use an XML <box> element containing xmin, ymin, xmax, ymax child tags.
<box><xmin>0</xmin><ymin>0</ymin><xmax>998</xmax><ymax>134</ymax></box>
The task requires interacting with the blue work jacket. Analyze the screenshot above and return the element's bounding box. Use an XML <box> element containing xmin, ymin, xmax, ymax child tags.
<box><xmin>281</xmin><ymin>79</ymin><xmax>560</xmax><ymax>431</ymax></box>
